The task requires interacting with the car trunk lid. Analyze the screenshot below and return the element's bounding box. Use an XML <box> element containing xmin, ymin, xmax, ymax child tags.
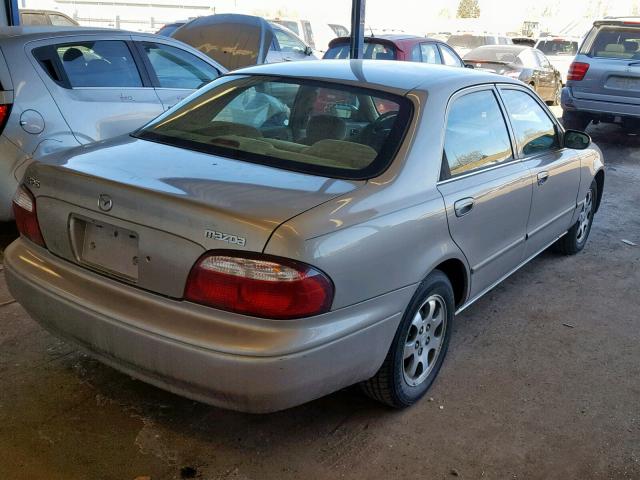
<box><xmin>28</xmin><ymin>136</ymin><xmax>361</xmax><ymax>297</ymax></box>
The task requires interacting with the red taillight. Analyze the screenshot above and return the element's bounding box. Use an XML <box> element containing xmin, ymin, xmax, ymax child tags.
<box><xmin>0</xmin><ymin>104</ymin><xmax>10</xmax><ymax>133</ymax></box>
<box><xmin>184</xmin><ymin>251</ymin><xmax>334</xmax><ymax>319</ymax></box>
<box><xmin>568</xmin><ymin>62</ymin><xmax>590</xmax><ymax>81</ymax></box>
<box><xmin>13</xmin><ymin>185</ymin><xmax>46</xmax><ymax>247</ymax></box>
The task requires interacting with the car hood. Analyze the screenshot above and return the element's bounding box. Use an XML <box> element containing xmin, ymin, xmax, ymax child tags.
<box><xmin>172</xmin><ymin>13</ymin><xmax>274</xmax><ymax>70</ymax></box>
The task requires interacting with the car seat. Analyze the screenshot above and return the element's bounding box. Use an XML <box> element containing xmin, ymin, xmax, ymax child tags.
<box><xmin>304</xmin><ymin>115</ymin><xmax>347</xmax><ymax>145</ymax></box>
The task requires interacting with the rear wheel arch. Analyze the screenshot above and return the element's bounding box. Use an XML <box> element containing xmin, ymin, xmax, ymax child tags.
<box><xmin>432</xmin><ymin>258</ymin><xmax>468</xmax><ymax>309</ymax></box>
<box><xmin>594</xmin><ymin>169</ymin><xmax>605</xmax><ymax>212</ymax></box>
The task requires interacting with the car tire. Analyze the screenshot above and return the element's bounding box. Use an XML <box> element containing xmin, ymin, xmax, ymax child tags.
<box><xmin>553</xmin><ymin>179</ymin><xmax>597</xmax><ymax>255</ymax></box>
<box><xmin>562</xmin><ymin>111</ymin><xmax>590</xmax><ymax>131</ymax></box>
<box><xmin>361</xmin><ymin>270</ymin><xmax>454</xmax><ymax>408</ymax></box>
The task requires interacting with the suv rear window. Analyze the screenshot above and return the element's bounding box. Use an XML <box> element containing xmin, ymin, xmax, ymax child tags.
<box><xmin>324</xmin><ymin>41</ymin><xmax>397</xmax><ymax>60</ymax></box>
<box><xmin>136</xmin><ymin>76</ymin><xmax>411</xmax><ymax>180</ymax></box>
<box><xmin>582</xmin><ymin>26</ymin><xmax>640</xmax><ymax>59</ymax></box>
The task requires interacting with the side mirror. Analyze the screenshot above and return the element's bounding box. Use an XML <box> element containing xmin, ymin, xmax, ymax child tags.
<box><xmin>305</xmin><ymin>46</ymin><xmax>314</xmax><ymax>56</ymax></box>
<box><xmin>464</xmin><ymin>63</ymin><xmax>475</xmax><ymax>69</ymax></box>
<box><xmin>564</xmin><ymin>129</ymin><xmax>591</xmax><ymax>150</ymax></box>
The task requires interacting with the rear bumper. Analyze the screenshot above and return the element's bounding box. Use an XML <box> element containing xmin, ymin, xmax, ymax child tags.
<box><xmin>561</xmin><ymin>87</ymin><xmax>640</xmax><ymax>119</ymax></box>
<box><xmin>4</xmin><ymin>239</ymin><xmax>410</xmax><ymax>412</ymax></box>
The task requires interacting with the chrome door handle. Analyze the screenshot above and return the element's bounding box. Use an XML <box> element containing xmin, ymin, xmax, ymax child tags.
<box><xmin>454</xmin><ymin>197</ymin><xmax>475</xmax><ymax>217</ymax></box>
<box><xmin>537</xmin><ymin>171</ymin><xmax>549</xmax><ymax>186</ymax></box>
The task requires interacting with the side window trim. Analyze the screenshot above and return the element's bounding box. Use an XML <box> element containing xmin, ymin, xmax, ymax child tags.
<box><xmin>127</xmin><ymin>39</ymin><xmax>155</xmax><ymax>88</ymax></box>
<box><xmin>437</xmin><ymin>84</ymin><xmax>518</xmax><ymax>183</ymax></box>
<box><xmin>496</xmin><ymin>84</ymin><xmax>563</xmax><ymax>159</ymax></box>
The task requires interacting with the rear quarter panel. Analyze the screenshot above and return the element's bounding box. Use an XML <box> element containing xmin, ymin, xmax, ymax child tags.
<box><xmin>265</xmin><ymin>89</ymin><xmax>470</xmax><ymax>310</ymax></box>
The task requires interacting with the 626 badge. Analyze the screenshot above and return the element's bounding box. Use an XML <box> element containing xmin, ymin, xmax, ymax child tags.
<box><xmin>205</xmin><ymin>230</ymin><xmax>246</xmax><ymax>247</ymax></box>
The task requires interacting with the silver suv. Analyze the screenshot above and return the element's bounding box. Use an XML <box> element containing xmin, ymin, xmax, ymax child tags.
<box><xmin>0</xmin><ymin>27</ymin><xmax>225</xmax><ymax>221</ymax></box>
<box><xmin>562</xmin><ymin>17</ymin><xmax>640</xmax><ymax>131</ymax></box>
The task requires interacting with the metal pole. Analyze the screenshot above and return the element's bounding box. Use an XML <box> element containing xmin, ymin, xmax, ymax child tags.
<box><xmin>349</xmin><ymin>0</ymin><xmax>365</xmax><ymax>59</ymax></box>
<box><xmin>4</xmin><ymin>0</ymin><xmax>20</xmax><ymax>25</ymax></box>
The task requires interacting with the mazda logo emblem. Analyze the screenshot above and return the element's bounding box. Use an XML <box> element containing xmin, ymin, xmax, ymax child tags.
<box><xmin>98</xmin><ymin>194</ymin><xmax>113</xmax><ymax>212</ymax></box>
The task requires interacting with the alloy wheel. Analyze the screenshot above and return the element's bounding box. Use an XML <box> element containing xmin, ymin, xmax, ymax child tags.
<box><xmin>576</xmin><ymin>189</ymin><xmax>593</xmax><ymax>244</ymax></box>
<box><xmin>403</xmin><ymin>294</ymin><xmax>447</xmax><ymax>387</ymax></box>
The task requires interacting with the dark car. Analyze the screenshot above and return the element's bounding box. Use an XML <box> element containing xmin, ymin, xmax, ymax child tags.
<box><xmin>464</xmin><ymin>45</ymin><xmax>562</xmax><ymax>105</ymax></box>
<box><xmin>156</xmin><ymin>21</ymin><xmax>187</xmax><ymax>37</ymax></box>
<box><xmin>323</xmin><ymin>35</ymin><xmax>465</xmax><ymax>68</ymax></box>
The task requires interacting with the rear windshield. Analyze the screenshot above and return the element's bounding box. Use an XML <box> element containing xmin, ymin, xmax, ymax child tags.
<box><xmin>463</xmin><ymin>47</ymin><xmax>524</xmax><ymax>65</ymax></box>
<box><xmin>324</xmin><ymin>41</ymin><xmax>397</xmax><ymax>60</ymax></box>
<box><xmin>582</xmin><ymin>26</ymin><xmax>640</xmax><ymax>59</ymax></box>
<box><xmin>536</xmin><ymin>40</ymin><xmax>578</xmax><ymax>56</ymax></box>
<box><xmin>136</xmin><ymin>76</ymin><xmax>412</xmax><ymax>180</ymax></box>
<box><xmin>448</xmin><ymin>35</ymin><xmax>493</xmax><ymax>49</ymax></box>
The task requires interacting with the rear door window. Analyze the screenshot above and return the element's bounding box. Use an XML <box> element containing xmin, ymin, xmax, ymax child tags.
<box><xmin>137</xmin><ymin>77</ymin><xmax>412</xmax><ymax>179</ymax></box>
<box><xmin>442</xmin><ymin>89</ymin><xmax>513</xmax><ymax>178</ymax></box>
<box><xmin>140</xmin><ymin>42</ymin><xmax>219</xmax><ymax>89</ymax></box>
<box><xmin>500</xmin><ymin>89</ymin><xmax>559</xmax><ymax>156</ymax></box>
<box><xmin>439</xmin><ymin>44</ymin><xmax>463</xmax><ymax>67</ymax></box>
<box><xmin>420</xmin><ymin>43</ymin><xmax>441</xmax><ymax>64</ymax></box>
<box><xmin>56</xmin><ymin>41</ymin><xmax>142</xmax><ymax>87</ymax></box>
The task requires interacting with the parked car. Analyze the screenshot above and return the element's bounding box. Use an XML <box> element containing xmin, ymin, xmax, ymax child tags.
<box><xmin>510</xmin><ymin>36</ymin><xmax>536</xmax><ymax>47</ymax></box>
<box><xmin>0</xmin><ymin>26</ymin><xmax>225</xmax><ymax>221</ymax></box>
<box><xmin>269</xmin><ymin>18</ymin><xmax>348</xmax><ymax>53</ymax></box>
<box><xmin>447</xmin><ymin>32</ymin><xmax>513</xmax><ymax>56</ymax></box>
<box><xmin>464</xmin><ymin>45</ymin><xmax>562</xmax><ymax>105</ymax></box>
<box><xmin>19</xmin><ymin>9</ymin><xmax>78</xmax><ymax>27</ymax></box>
<box><xmin>562</xmin><ymin>17</ymin><xmax>640</xmax><ymax>131</ymax></box>
<box><xmin>172</xmin><ymin>14</ymin><xmax>316</xmax><ymax>71</ymax></box>
<box><xmin>535</xmin><ymin>36</ymin><xmax>580</xmax><ymax>84</ymax></box>
<box><xmin>5</xmin><ymin>60</ymin><xmax>604</xmax><ymax>413</ymax></box>
<box><xmin>324</xmin><ymin>35</ymin><xmax>465</xmax><ymax>68</ymax></box>
<box><xmin>156</xmin><ymin>21</ymin><xmax>187</xmax><ymax>37</ymax></box>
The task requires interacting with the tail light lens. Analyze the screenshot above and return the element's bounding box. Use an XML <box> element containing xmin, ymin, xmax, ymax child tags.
<box><xmin>184</xmin><ymin>252</ymin><xmax>334</xmax><ymax>319</ymax></box>
<box><xmin>0</xmin><ymin>104</ymin><xmax>11</xmax><ymax>133</ymax></box>
<box><xmin>568</xmin><ymin>62</ymin><xmax>590</xmax><ymax>81</ymax></box>
<box><xmin>13</xmin><ymin>185</ymin><xmax>46</xmax><ymax>247</ymax></box>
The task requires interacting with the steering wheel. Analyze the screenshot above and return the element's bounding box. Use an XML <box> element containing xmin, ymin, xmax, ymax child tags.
<box><xmin>361</xmin><ymin>111</ymin><xmax>398</xmax><ymax>151</ymax></box>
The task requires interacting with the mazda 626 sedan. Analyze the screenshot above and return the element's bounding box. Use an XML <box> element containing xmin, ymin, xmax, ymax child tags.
<box><xmin>5</xmin><ymin>60</ymin><xmax>604</xmax><ymax>413</ymax></box>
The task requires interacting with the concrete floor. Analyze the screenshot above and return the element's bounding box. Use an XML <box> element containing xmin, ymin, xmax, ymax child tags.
<box><xmin>1</xmin><ymin>122</ymin><xmax>639</xmax><ymax>480</ymax></box>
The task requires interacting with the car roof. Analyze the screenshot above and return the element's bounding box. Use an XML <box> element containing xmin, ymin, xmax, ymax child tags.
<box><xmin>0</xmin><ymin>26</ymin><xmax>129</xmax><ymax>41</ymax></box>
<box><xmin>594</xmin><ymin>17</ymin><xmax>640</xmax><ymax>27</ymax></box>
<box><xmin>234</xmin><ymin>59</ymin><xmax>515</xmax><ymax>95</ymax></box>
